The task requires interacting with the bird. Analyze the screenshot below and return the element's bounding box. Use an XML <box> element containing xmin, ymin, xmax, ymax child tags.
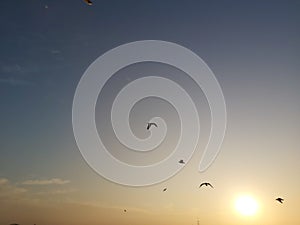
<box><xmin>178</xmin><ymin>159</ymin><xmax>185</xmax><ymax>164</ymax></box>
<box><xmin>276</xmin><ymin>197</ymin><xmax>284</xmax><ymax>203</ymax></box>
<box><xmin>147</xmin><ymin>122</ymin><xmax>157</xmax><ymax>130</ymax></box>
<box><xmin>124</xmin><ymin>209</ymin><xmax>127</xmax><ymax>212</ymax></box>
<box><xmin>163</xmin><ymin>187</ymin><xmax>167</xmax><ymax>192</ymax></box>
<box><xmin>84</xmin><ymin>0</ymin><xmax>93</xmax><ymax>5</ymax></box>
<box><xmin>199</xmin><ymin>182</ymin><xmax>213</xmax><ymax>188</ymax></box>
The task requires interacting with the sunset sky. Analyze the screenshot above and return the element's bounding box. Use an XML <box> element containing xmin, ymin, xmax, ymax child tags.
<box><xmin>0</xmin><ymin>1</ymin><xmax>300</xmax><ymax>225</ymax></box>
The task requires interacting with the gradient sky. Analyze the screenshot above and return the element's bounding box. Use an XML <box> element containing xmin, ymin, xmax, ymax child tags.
<box><xmin>0</xmin><ymin>1</ymin><xmax>300</xmax><ymax>225</ymax></box>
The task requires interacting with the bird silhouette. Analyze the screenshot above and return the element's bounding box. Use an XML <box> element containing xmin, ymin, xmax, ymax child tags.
<box><xmin>178</xmin><ymin>159</ymin><xmax>185</xmax><ymax>164</ymax></box>
<box><xmin>84</xmin><ymin>0</ymin><xmax>93</xmax><ymax>5</ymax></box>
<box><xmin>147</xmin><ymin>122</ymin><xmax>157</xmax><ymax>130</ymax></box>
<box><xmin>124</xmin><ymin>209</ymin><xmax>127</xmax><ymax>212</ymax></box>
<box><xmin>163</xmin><ymin>187</ymin><xmax>167</xmax><ymax>192</ymax></box>
<box><xmin>276</xmin><ymin>197</ymin><xmax>284</xmax><ymax>203</ymax></box>
<box><xmin>199</xmin><ymin>182</ymin><xmax>213</xmax><ymax>188</ymax></box>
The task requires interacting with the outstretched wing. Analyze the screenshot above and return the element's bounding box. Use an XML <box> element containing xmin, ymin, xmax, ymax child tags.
<box><xmin>147</xmin><ymin>122</ymin><xmax>158</xmax><ymax>130</ymax></box>
<box><xmin>276</xmin><ymin>198</ymin><xmax>284</xmax><ymax>203</ymax></box>
<box><xmin>84</xmin><ymin>0</ymin><xmax>93</xmax><ymax>5</ymax></box>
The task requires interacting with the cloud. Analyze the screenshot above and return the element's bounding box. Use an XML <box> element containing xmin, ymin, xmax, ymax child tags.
<box><xmin>0</xmin><ymin>177</ymin><xmax>75</xmax><ymax>207</ymax></box>
<box><xmin>0</xmin><ymin>63</ymin><xmax>37</xmax><ymax>86</ymax></box>
<box><xmin>0</xmin><ymin>178</ymin><xmax>27</xmax><ymax>199</ymax></box>
<box><xmin>1</xmin><ymin>64</ymin><xmax>22</xmax><ymax>73</ymax></box>
<box><xmin>22</xmin><ymin>178</ymin><xmax>70</xmax><ymax>185</ymax></box>
<box><xmin>0</xmin><ymin>178</ymin><xmax>9</xmax><ymax>185</ymax></box>
<box><xmin>50</xmin><ymin>49</ymin><xmax>61</xmax><ymax>54</ymax></box>
<box><xmin>36</xmin><ymin>188</ymin><xmax>77</xmax><ymax>196</ymax></box>
<box><xmin>48</xmin><ymin>188</ymin><xmax>76</xmax><ymax>195</ymax></box>
<box><xmin>1</xmin><ymin>63</ymin><xmax>39</xmax><ymax>74</ymax></box>
<box><xmin>0</xmin><ymin>78</ymin><xmax>35</xmax><ymax>86</ymax></box>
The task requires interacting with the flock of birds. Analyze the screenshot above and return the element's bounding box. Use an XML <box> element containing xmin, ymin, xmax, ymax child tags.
<box><xmin>83</xmin><ymin>0</ymin><xmax>289</xmax><ymax>211</ymax></box>
<box><xmin>121</xmin><ymin>122</ymin><xmax>285</xmax><ymax>213</ymax></box>
<box><xmin>46</xmin><ymin>0</ymin><xmax>287</xmax><ymax>213</ymax></box>
<box><xmin>7</xmin><ymin>0</ymin><xmax>285</xmax><ymax>224</ymax></box>
<box><xmin>7</xmin><ymin>118</ymin><xmax>286</xmax><ymax>225</ymax></box>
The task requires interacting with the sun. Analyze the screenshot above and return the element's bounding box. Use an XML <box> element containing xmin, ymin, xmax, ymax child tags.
<box><xmin>235</xmin><ymin>195</ymin><xmax>258</xmax><ymax>216</ymax></box>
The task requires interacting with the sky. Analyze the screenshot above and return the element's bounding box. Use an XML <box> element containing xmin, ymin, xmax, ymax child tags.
<box><xmin>0</xmin><ymin>0</ymin><xmax>300</xmax><ymax>225</ymax></box>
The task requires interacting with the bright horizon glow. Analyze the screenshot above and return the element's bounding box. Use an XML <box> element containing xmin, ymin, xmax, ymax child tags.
<box><xmin>235</xmin><ymin>195</ymin><xmax>259</xmax><ymax>216</ymax></box>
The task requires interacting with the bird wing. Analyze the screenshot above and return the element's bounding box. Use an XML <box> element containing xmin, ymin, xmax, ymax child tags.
<box><xmin>199</xmin><ymin>183</ymin><xmax>204</xmax><ymax>188</ymax></box>
<box><xmin>208</xmin><ymin>183</ymin><xmax>214</xmax><ymax>188</ymax></box>
<box><xmin>84</xmin><ymin>0</ymin><xmax>92</xmax><ymax>5</ymax></box>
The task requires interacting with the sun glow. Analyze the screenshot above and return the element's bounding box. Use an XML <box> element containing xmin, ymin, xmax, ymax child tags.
<box><xmin>235</xmin><ymin>195</ymin><xmax>258</xmax><ymax>216</ymax></box>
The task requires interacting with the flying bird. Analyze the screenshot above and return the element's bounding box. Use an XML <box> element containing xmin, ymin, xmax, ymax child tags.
<box><xmin>124</xmin><ymin>209</ymin><xmax>127</xmax><ymax>212</ymax></box>
<box><xmin>84</xmin><ymin>0</ymin><xmax>93</xmax><ymax>5</ymax></box>
<box><xmin>276</xmin><ymin>198</ymin><xmax>284</xmax><ymax>203</ymax></box>
<box><xmin>199</xmin><ymin>182</ymin><xmax>213</xmax><ymax>188</ymax></box>
<box><xmin>163</xmin><ymin>188</ymin><xmax>167</xmax><ymax>192</ymax></box>
<box><xmin>147</xmin><ymin>122</ymin><xmax>157</xmax><ymax>130</ymax></box>
<box><xmin>178</xmin><ymin>159</ymin><xmax>185</xmax><ymax>164</ymax></box>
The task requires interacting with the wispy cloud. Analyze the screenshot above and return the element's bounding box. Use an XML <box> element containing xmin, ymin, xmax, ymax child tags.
<box><xmin>22</xmin><ymin>178</ymin><xmax>70</xmax><ymax>185</ymax></box>
<box><xmin>50</xmin><ymin>49</ymin><xmax>61</xmax><ymax>54</ymax></box>
<box><xmin>0</xmin><ymin>63</ymin><xmax>38</xmax><ymax>86</ymax></box>
<box><xmin>1</xmin><ymin>64</ymin><xmax>22</xmax><ymax>73</ymax></box>
<box><xmin>65</xmin><ymin>200</ymin><xmax>152</xmax><ymax>215</ymax></box>
<box><xmin>0</xmin><ymin>177</ymin><xmax>75</xmax><ymax>208</ymax></box>
<box><xmin>0</xmin><ymin>178</ymin><xmax>27</xmax><ymax>199</ymax></box>
<box><xmin>1</xmin><ymin>63</ymin><xmax>39</xmax><ymax>74</ymax></box>
<box><xmin>35</xmin><ymin>188</ymin><xmax>77</xmax><ymax>196</ymax></box>
<box><xmin>0</xmin><ymin>78</ymin><xmax>35</xmax><ymax>86</ymax></box>
<box><xmin>0</xmin><ymin>178</ymin><xmax>9</xmax><ymax>185</ymax></box>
